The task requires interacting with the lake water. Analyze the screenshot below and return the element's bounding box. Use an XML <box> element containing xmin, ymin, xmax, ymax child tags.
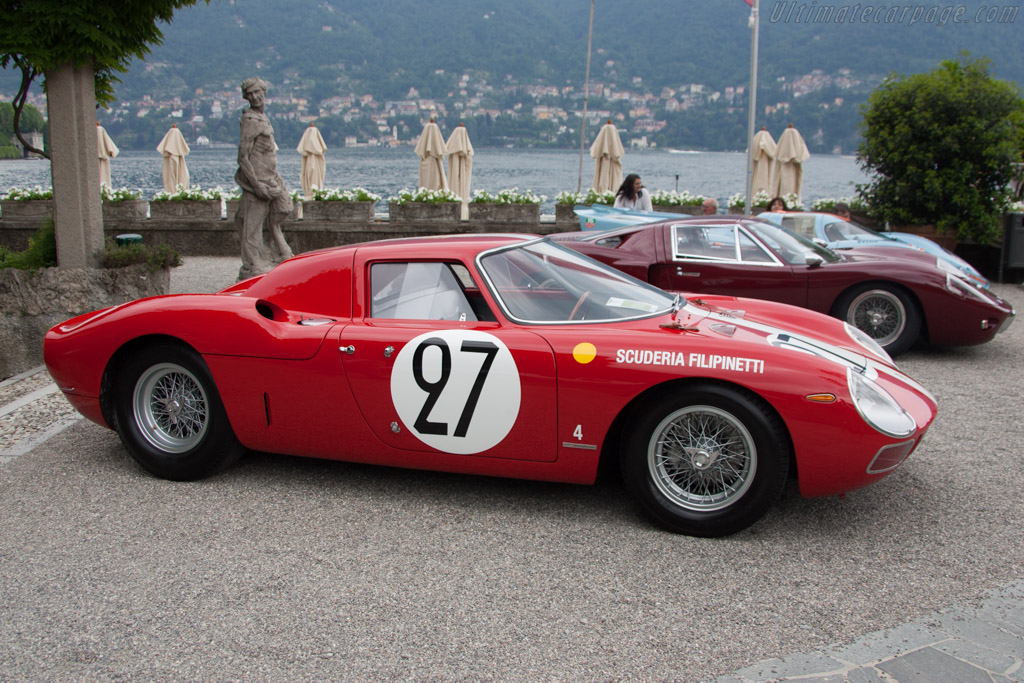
<box><xmin>0</xmin><ymin>147</ymin><xmax>868</xmax><ymax>213</ymax></box>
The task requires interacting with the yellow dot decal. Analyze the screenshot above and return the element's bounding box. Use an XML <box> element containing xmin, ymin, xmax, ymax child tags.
<box><xmin>573</xmin><ymin>342</ymin><xmax>597</xmax><ymax>364</ymax></box>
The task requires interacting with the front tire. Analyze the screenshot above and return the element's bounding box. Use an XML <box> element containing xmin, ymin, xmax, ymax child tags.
<box><xmin>113</xmin><ymin>343</ymin><xmax>244</xmax><ymax>481</ymax></box>
<box><xmin>837</xmin><ymin>284</ymin><xmax>920</xmax><ymax>356</ymax></box>
<box><xmin>621</xmin><ymin>385</ymin><xmax>790</xmax><ymax>537</ymax></box>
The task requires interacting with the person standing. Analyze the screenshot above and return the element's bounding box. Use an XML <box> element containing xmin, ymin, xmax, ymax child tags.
<box><xmin>613</xmin><ymin>174</ymin><xmax>653</xmax><ymax>211</ymax></box>
<box><xmin>235</xmin><ymin>76</ymin><xmax>294</xmax><ymax>280</ymax></box>
<box><xmin>702</xmin><ymin>197</ymin><xmax>719</xmax><ymax>215</ymax></box>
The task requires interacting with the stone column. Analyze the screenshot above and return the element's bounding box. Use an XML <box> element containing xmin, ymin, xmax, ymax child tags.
<box><xmin>45</xmin><ymin>61</ymin><xmax>104</xmax><ymax>268</ymax></box>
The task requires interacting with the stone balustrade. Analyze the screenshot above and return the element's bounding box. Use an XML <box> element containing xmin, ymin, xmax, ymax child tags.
<box><xmin>0</xmin><ymin>200</ymin><xmax>581</xmax><ymax>256</ymax></box>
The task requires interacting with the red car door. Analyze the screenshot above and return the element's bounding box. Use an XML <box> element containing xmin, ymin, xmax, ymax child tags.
<box><xmin>649</xmin><ymin>223</ymin><xmax>809</xmax><ymax>308</ymax></box>
<box><xmin>339</xmin><ymin>260</ymin><xmax>558</xmax><ymax>461</ymax></box>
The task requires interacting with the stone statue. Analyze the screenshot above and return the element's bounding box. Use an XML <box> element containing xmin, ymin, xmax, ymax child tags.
<box><xmin>235</xmin><ymin>77</ymin><xmax>294</xmax><ymax>280</ymax></box>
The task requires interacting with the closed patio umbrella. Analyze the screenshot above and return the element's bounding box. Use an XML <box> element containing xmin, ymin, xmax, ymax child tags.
<box><xmin>297</xmin><ymin>123</ymin><xmax>327</xmax><ymax>198</ymax></box>
<box><xmin>97</xmin><ymin>122</ymin><xmax>119</xmax><ymax>189</ymax></box>
<box><xmin>590</xmin><ymin>120</ymin><xmax>624</xmax><ymax>193</ymax></box>
<box><xmin>446</xmin><ymin>123</ymin><xmax>473</xmax><ymax>219</ymax></box>
<box><xmin>414</xmin><ymin>118</ymin><xmax>449</xmax><ymax>191</ymax></box>
<box><xmin>772</xmin><ymin>124</ymin><xmax>810</xmax><ymax>199</ymax></box>
<box><xmin>750</xmin><ymin>127</ymin><xmax>776</xmax><ymax>196</ymax></box>
<box><xmin>156</xmin><ymin>124</ymin><xmax>190</xmax><ymax>192</ymax></box>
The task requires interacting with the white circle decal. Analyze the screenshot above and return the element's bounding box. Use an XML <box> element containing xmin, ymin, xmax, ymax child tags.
<box><xmin>390</xmin><ymin>330</ymin><xmax>521</xmax><ymax>454</ymax></box>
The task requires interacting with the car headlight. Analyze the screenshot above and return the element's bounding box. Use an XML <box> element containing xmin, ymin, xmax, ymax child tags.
<box><xmin>944</xmin><ymin>272</ymin><xmax>991</xmax><ymax>303</ymax></box>
<box><xmin>848</xmin><ymin>368</ymin><xmax>916</xmax><ymax>437</ymax></box>
<box><xmin>844</xmin><ymin>322</ymin><xmax>893</xmax><ymax>363</ymax></box>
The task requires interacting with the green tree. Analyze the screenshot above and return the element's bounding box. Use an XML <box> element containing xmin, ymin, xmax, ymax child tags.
<box><xmin>857</xmin><ymin>54</ymin><xmax>1024</xmax><ymax>243</ymax></box>
<box><xmin>0</xmin><ymin>0</ymin><xmax>206</xmax><ymax>157</ymax></box>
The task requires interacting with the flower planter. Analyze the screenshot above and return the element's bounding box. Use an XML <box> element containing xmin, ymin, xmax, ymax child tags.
<box><xmin>0</xmin><ymin>199</ymin><xmax>54</xmax><ymax>223</ymax></box>
<box><xmin>303</xmin><ymin>200</ymin><xmax>374</xmax><ymax>223</ymax></box>
<box><xmin>388</xmin><ymin>201</ymin><xmax>460</xmax><ymax>223</ymax></box>
<box><xmin>149</xmin><ymin>199</ymin><xmax>223</xmax><ymax>220</ymax></box>
<box><xmin>554</xmin><ymin>204</ymin><xmax>579</xmax><ymax>224</ymax></box>
<box><xmin>225</xmin><ymin>198</ymin><xmax>300</xmax><ymax>222</ymax></box>
<box><xmin>653</xmin><ymin>205</ymin><xmax>702</xmax><ymax>215</ymax></box>
<box><xmin>102</xmin><ymin>199</ymin><xmax>148</xmax><ymax>221</ymax></box>
<box><xmin>468</xmin><ymin>203</ymin><xmax>541</xmax><ymax>224</ymax></box>
<box><xmin>728</xmin><ymin>207</ymin><xmax>766</xmax><ymax>216</ymax></box>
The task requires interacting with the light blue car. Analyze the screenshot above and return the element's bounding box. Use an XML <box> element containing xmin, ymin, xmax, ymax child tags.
<box><xmin>758</xmin><ymin>212</ymin><xmax>991</xmax><ymax>290</ymax></box>
<box><xmin>573</xmin><ymin>205</ymin><xmax>990</xmax><ymax>290</ymax></box>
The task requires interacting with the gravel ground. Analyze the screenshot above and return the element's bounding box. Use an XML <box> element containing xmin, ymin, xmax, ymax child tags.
<box><xmin>0</xmin><ymin>260</ymin><xmax>1021</xmax><ymax>681</ymax></box>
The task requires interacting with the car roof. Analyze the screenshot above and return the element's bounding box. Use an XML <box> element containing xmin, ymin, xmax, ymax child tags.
<box><xmin>575</xmin><ymin>215</ymin><xmax>762</xmax><ymax>242</ymax></box>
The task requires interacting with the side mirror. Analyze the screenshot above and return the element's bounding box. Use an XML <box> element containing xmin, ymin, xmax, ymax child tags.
<box><xmin>805</xmin><ymin>255</ymin><xmax>824</xmax><ymax>268</ymax></box>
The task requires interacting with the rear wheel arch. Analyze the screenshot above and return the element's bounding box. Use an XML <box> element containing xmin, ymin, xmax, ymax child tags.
<box><xmin>100</xmin><ymin>335</ymin><xmax>203</xmax><ymax>432</ymax></box>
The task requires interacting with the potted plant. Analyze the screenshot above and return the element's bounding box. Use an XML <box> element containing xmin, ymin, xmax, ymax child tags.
<box><xmin>727</xmin><ymin>190</ymin><xmax>772</xmax><ymax>215</ymax></box>
<box><xmin>149</xmin><ymin>185</ymin><xmax>225</xmax><ymax>220</ymax></box>
<box><xmin>387</xmin><ymin>188</ymin><xmax>461</xmax><ymax>223</ymax></box>
<box><xmin>468</xmin><ymin>188</ymin><xmax>543</xmax><ymax>224</ymax></box>
<box><xmin>303</xmin><ymin>187</ymin><xmax>381</xmax><ymax>222</ymax></box>
<box><xmin>101</xmin><ymin>186</ymin><xmax>147</xmax><ymax>220</ymax></box>
<box><xmin>1</xmin><ymin>186</ymin><xmax>54</xmax><ymax>224</ymax></box>
<box><xmin>650</xmin><ymin>190</ymin><xmax>706</xmax><ymax>215</ymax></box>
<box><xmin>554</xmin><ymin>191</ymin><xmax>583</xmax><ymax>223</ymax></box>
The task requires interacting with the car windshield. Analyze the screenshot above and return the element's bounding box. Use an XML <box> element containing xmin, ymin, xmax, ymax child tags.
<box><xmin>821</xmin><ymin>218</ymin><xmax>889</xmax><ymax>242</ymax></box>
<box><xmin>746</xmin><ymin>220</ymin><xmax>841</xmax><ymax>265</ymax></box>
<box><xmin>478</xmin><ymin>238</ymin><xmax>674</xmax><ymax>323</ymax></box>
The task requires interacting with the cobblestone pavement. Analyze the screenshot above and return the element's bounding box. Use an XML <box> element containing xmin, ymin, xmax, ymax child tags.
<box><xmin>0</xmin><ymin>258</ymin><xmax>1021</xmax><ymax>681</ymax></box>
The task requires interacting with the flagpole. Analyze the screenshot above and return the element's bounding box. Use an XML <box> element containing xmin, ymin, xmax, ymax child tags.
<box><xmin>577</xmin><ymin>0</ymin><xmax>595</xmax><ymax>193</ymax></box>
<box><xmin>744</xmin><ymin>0</ymin><xmax>759</xmax><ymax>216</ymax></box>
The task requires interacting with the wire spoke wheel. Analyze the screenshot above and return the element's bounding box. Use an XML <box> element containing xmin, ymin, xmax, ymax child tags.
<box><xmin>847</xmin><ymin>289</ymin><xmax>906</xmax><ymax>347</ymax></box>
<box><xmin>133</xmin><ymin>362</ymin><xmax>210</xmax><ymax>454</ymax></box>
<box><xmin>648</xmin><ymin>405</ymin><xmax>756</xmax><ymax>512</ymax></box>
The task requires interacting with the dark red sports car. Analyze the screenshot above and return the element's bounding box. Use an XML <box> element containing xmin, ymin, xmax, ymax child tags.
<box><xmin>554</xmin><ymin>216</ymin><xmax>1014</xmax><ymax>355</ymax></box>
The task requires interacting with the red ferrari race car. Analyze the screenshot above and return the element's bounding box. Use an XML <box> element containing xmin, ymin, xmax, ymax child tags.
<box><xmin>554</xmin><ymin>216</ymin><xmax>1014</xmax><ymax>356</ymax></box>
<box><xmin>45</xmin><ymin>235</ymin><xmax>937</xmax><ymax>537</ymax></box>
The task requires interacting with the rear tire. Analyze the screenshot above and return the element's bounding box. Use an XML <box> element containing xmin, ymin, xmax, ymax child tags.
<box><xmin>113</xmin><ymin>343</ymin><xmax>244</xmax><ymax>481</ymax></box>
<box><xmin>621</xmin><ymin>384</ymin><xmax>789</xmax><ymax>537</ymax></box>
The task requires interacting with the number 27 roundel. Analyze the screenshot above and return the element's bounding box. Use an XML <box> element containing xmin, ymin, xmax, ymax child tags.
<box><xmin>390</xmin><ymin>330</ymin><xmax>522</xmax><ymax>455</ymax></box>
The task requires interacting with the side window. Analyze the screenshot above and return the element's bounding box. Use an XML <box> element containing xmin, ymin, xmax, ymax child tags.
<box><xmin>736</xmin><ymin>230</ymin><xmax>774</xmax><ymax>263</ymax></box>
<box><xmin>371</xmin><ymin>262</ymin><xmax>480</xmax><ymax>321</ymax></box>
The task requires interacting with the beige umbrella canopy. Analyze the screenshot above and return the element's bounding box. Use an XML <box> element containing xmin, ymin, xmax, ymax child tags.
<box><xmin>750</xmin><ymin>127</ymin><xmax>777</xmax><ymax>196</ymax></box>
<box><xmin>590</xmin><ymin>120</ymin><xmax>624</xmax><ymax>193</ymax></box>
<box><xmin>97</xmin><ymin>122</ymin><xmax>119</xmax><ymax>189</ymax></box>
<box><xmin>772</xmin><ymin>124</ymin><xmax>811</xmax><ymax>199</ymax></box>
<box><xmin>446</xmin><ymin>123</ymin><xmax>474</xmax><ymax>219</ymax></box>
<box><xmin>414</xmin><ymin>118</ymin><xmax>449</xmax><ymax>191</ymax></box>
<box><xmin>297</xmin><ymin>123</ymin><xmax>328</xmax><ymax>198</ymax></box>
<box><xmin>156</xmin><ymin>124</ymin><xmax>190</xmax><ymax>192</ymax></box>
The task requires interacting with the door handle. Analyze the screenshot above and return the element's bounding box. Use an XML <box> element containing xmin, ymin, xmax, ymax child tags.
<box><xmin>676</xmin><ymin>267</ymin><xmax>700</xmax><ymax>277</ymax></box>
<box><xmin>340</xmin><ymin>345</ymin><xmax>355</xmax><ymax>355</ymax></box>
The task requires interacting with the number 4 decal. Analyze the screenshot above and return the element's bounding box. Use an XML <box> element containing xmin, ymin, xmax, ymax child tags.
<box><xmin>573</xmin><ymin>424</ymin><xmax>584</xmax><ymax>441</ymax></box>
<box><xmin>391</xmin><ymin>330</ymin><xmax>521</xmax><ymax>455</ymax></box>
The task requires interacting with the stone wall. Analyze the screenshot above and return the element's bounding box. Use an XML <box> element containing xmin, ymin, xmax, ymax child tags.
<box><xmin>0</xmin><ymin>213</ymin><xmax>577</xmax><ymax>256</ymax></box>
<box><xmin>0</xmin><ymin>265</ymin><xmax>170</xmax><ymax>378</ymax></box>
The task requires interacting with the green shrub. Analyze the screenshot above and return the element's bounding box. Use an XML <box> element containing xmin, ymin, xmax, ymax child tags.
<box><xmin>100</xmin><ymin>239</ymin><xmax>182</xmax><ymax>271</ymax></box>
<box><xmin>0</xmin><ymin>219</ymin><xmax>57</xmax><ymax>270</ymax></box>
